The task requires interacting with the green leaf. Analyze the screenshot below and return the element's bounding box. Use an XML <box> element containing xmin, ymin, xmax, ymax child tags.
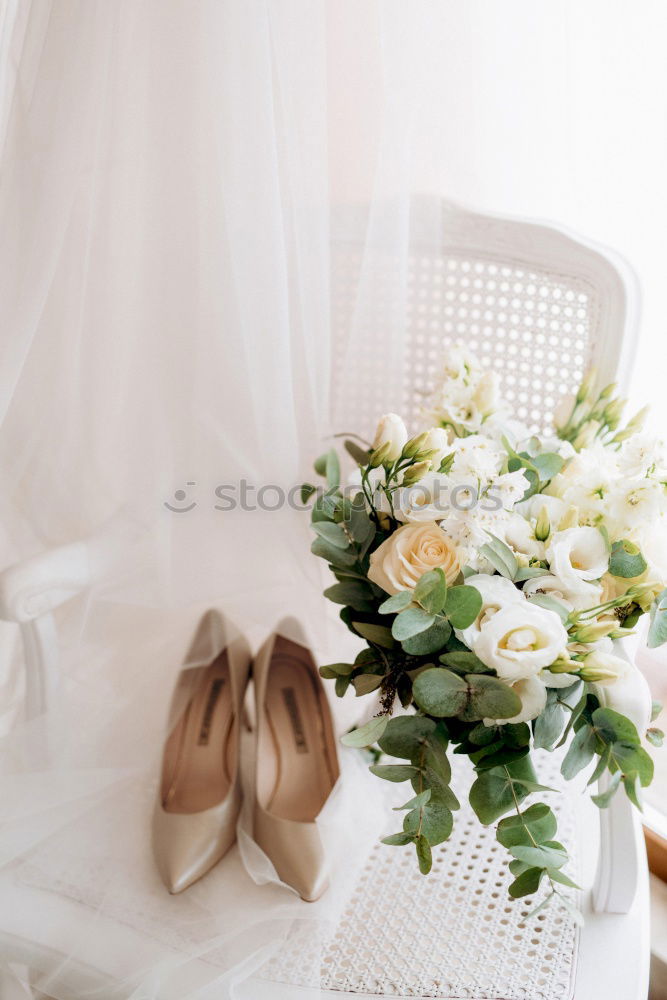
<box><xmin>623</xmin><ymin>772</ymin><xmax>644</xmax><ymax>809</ymax></box>
<box><xmin>469</xmin><ymin>757</ymin><xmax>536</xmax><ymax>824</ymax></box>
<box><xmin>609</xmin><ymin>539</ymin><xmax>647</xmax><ymax>579</ymax></box>
<box><xmin>314</xmin><ymin>452</ymin><xmax>328</xmax><ymax>476</ymax></box>
<box><xmin>531</xmin><ymin>452</ymin><xmax>565</xmax><ymax>483</ymax></box>
<box><xmin>444</xmin><ymin>585</ymin><xmax>483</xmax><ymax>629</ymax></box>
<box><xmin>533</xmin><ymin>689</ymin><xmax>567</xmax><ymax>750</ymax></box>
<box><xmin>381</xmin><ymin>832</ymin><xmax>414</xmax><ymax>846</ymax></box>
<box><xmin>413</xmin><ymin>568</ymin><xmax>448</xmax><ymax>615</ymax></box>
<box><xmin>509</xmin><ymin>842</ymin><xmax>568</xmax><ymax>870</ymax></box>
<box><xmin>353</xmin><ymin>674</ymin><xmax>383</xmax><ymax>695</ymax></box>
<box><xmin>416</xmin><ymin>834</ymin><xmax>432</xmax><ymax>874</ymax></box>
<box><xmin>403</xmin><ymin>801</ymin><xmax>453</xmax><ymax>846</ymax></box>
<box><xmin>648</xmin><ymin>588</ymin><xmax>667</xmax><ymax>648</ymax></box>
<box><xmin>324</xmin><ymin>581</ymin><xmax>374</xmax><ymax>610</ymax></box>
<box><xmin>392</xmin><ymin>606</ymin><xmax>436</xmax><ymax>640</ymax></box>
<box><xmin>412</xmin><ymin>668</ymin><xmax>468</xmax><ymax>717</ymax></box>
<box><xmin>341</xmin><ymin>715</ymin><xmax>388</xmax><ymax>748</ymax></box>
<box><xmin>612</xmin><ymin>743</ymin><xmax>654</xmax><ymax>787</ymax></box>
<box><xmin>325</xmin><ymin>448</ymin><xmax>340</xmax><ymax>489</ymax></box>
<box><xmin>319</xmin><ymin>661</ymin><xmax>355</xmax><ymax>677</ymax></box>
<box><xmin>509</xmin><ymin>867</ymin><xmax>544</xmax><ymax>898</ymax></box>
<box><xmin>591</xmin><ymin>706</ymin><xmax>641</xmax><ymax>746</ymax></box>
<box><xmin>465</xmin><ymin>675</ymin><xmax>522</xmax><ymax>721</ymax></box>
<box><xmin>547</xmin><ymin>868</ymin><xmax>580</xmax><ymax>889</ymax></box>
<box><xmin>647</xmin><ymin>727</ymin><xmax>664</xmax><ymax>748</ymax></box>
<box><xmin>526</xmin><ymin>593</ymin><xmax>570</xmax><ymax>623</ymax></box>
<box><xmin>311</xmin><ymin>537</ymin><xmax>357</xmax><ymax>567</ymax></box>
<box><xmin>313</xmin><ymin>520</ymin><xmax>349</xmax><ymax>548</ymax></box>
<box><xmin>400</xmin><ymin>618</ymin><xmax>452</xmax><ymax>655</ymax></box>
<box><xmin>591</xmin><ymin>771</ymin><xmax>622</xmax><ymax>808</ymax></box>
<box><xmin>344</xmin><ymin>439</ymin><xmax>371</xmax><ymax>465</ymax></box>
<box><xmin>561</xmin><ymin>725</ymin><xmax>597</xmax><ymax>779</ymax></box>
<box><xmin>347</xmin><ymin>501</ymin><xmax>376</xmax><ymax>555</ymax></box>
<box><xmin>479</xmin><ymin>534</ymin><xmax>518</xmax><ymax>580</ymax></box>
<box><xmin>334</xmin><ymin>675</ymin><xmax>351</xmax><ymax>697</ymax></box>
<box><xmin>379</xmin><ymin>715</ymin><xmax>437</xmax><ymax>758</ymax></box>
<box><xmin>394</xmin><ymin>789</ymin><xmax>432</xmax><ymax>811</ymax></box>
<box><xmin>496</xmin><ymin>803</ymin><xmax>558</xmax><ymax>849</ymax></box>
<box><xmin>300</xmin><ymin>482</ymin><xmax>317</xmax><ymax>503</ymax></box>
<box><xmin>351</xmin><ymin>622</ymin><xmax>395</xmax><ymax>648</ymax></box>
<box><xmin>378</xmin><ymin>591</ymin><xmax>413</xmax><ymax>614</ymax></box>
<box><xmin>369</xmin><ymin>763</ymin><xmax>418</xmax><ymax>782</ymax></box>
<box><xmin>651</xmin><ymin>700</ymin><xmax>663</xmax><ymax>722</ymax></box>
<box><xmin>439</xmin><ymin>650</ymin><xmax>490</xmax><ymax>674</ymax></box>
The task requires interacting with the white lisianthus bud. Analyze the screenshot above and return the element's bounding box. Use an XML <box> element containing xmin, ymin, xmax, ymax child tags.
<box><xmin>570</xmin><ymin>620</ymin><xmax>617</xmax><ymax>643</ymax></box>
<box><xmin>402</xmin><ymin>430</ymin><xmax>430</xmax><ymax>459</ymax></box>
<box><xmin>402</xmin><ymin>460</ymin><xmax>432</xmax><ymax>486</ymax></box>
<box><xmin>577</xmin><ymin>368</ymin><xmax>597</xmax><ymax>404</ymax></box>
<box><xmin>534</xmin><ymin>505</ymin><xmax>551</xmax><ymax>542</ymax></box>
<box><xmin>368</xmin><ymin>441</ymin><xmax>392</xmax><ymax>468</ymax></box>
<box><xmin>472</xmin><ymin>371</ymin><xmax>497</xmax><ymax>416</ymax></box>
<box><xmin>553</xmin><ymin>393</ymin><xmax>576</xmax><ymax>430</ymax></box>
<box><xmin>625</xmin><ymin>405</ymin><xmax>650</xmax><ymax>436</ymax></box>
<box><xmin>422</xmin><ymin>427</ymin><xmax>450</xmax><ymax>468</ymax></box>
<box><xmin>579</xmin><ymin>650</ymin><xmax>630</xmax><ymax>685</ymax></box>
<box><xmin>371</xmin><ymin>413</ymin><xmax>408</xmax><ymax>463</ymax></box>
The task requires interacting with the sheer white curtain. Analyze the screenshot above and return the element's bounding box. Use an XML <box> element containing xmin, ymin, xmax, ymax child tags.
<box><xmin>0</xmin><ymin>1</ymin><xmax>666</xmax><ymax>997</ymax></box>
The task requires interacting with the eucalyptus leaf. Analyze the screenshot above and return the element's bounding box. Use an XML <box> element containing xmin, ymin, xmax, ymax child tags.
<box><xmin>381</xmin><ymin>832</ymin><xmax>414</xmax><ymax>846</ymax></box>
<box><xmin>416</xmin><ymin>834</ymin><xmax>432</xmax><ymax>874</ymax></box>
<box><xmin>351</xmin><ymin>622</ymin><xmax>395</xmax><ymax>648</ymax></box>
<box><xmin>394</xmin><ymin>789</ymin><xmax>432</xmax><ymax>811</ymax></box>
<box><xmin>369</xmin><ymin>763</ymin><xmax>418</xmax><ymax>782</ymax></box>
<box><xmin>413</xmin><ymin>568</ymin><xmax>448</xmax><ymax>615</ymax></box>
<box><xmin>444</xmin><ymin>585</ymin><xmax>483</xmax><ymax>628</ymax></box>
<box><xmin>525</xmin><ymin>592</ymin><xmax>570</xmax><ymax>623</ymax></box>
<box><xmin>378</xmin><ymin>591</ymin><xmax>413</xmax><ymax>614</ymax></box>
<box><xmin>469</xmin><ymin>757</ymin><xmax>536</xmax><ymax>824</ymax></box>
<box><xmin>319</xmin><ymin>661</ymin><xmax>355</xmax><ymax>677</ymax></box>
<box><xmin>311</xmin><ymin>537</ymin><xmax>357</xmax><ymax>567</ymax></box>
<box><xmin>561</xmin><ymin>724</ymin><xmax>597</xmax><ymax>780</ymax></box>
<box><xmin>439</xmin><ymin>650</ymin><xmax>490</xmax><ymax>674</ymax></box>
<box><xmin>609</xmin><ymin>539</ymin><xmax>647</xmax><ymax>579</ymax></box>
<box><xmin>648</xmin><ymin>588</ymin><xmax>667</xmax><ymax>648</ymax></box>
<box><xmin>465</xmin><ymin>674</ymin><xmax>522</xmax><ymax>721</ymax></box>
<box><xmin>509</xmin><ymin>842</ymin><xmax>568</xmax><ymax>870</ymax></box>
<box><xmin>392</xmin><ymin>606</ymin><xmax>436</xmax><ymax>640</ymax></box>
<box><xmin>378</xmin><ymin>715</ymin><xmax>437</xmax><ymax>758</ymax></box>
<box><xmin>324</xmin><ymin>581</ymin><xmax>374</xmax><ymax>610</ymax></box>
<box><xmin>496</xmin><ymin>803</ymin><xmax>557</xmax><ymax>848</ymax></box>
<box><xmin>341</xmin><ymin>715</ymin><xmax>388</xmax><ymax>748</ymax></box>
<box><xmin>313</xmin><ymin>520</ymin><xmax>349</xmax><ymax>548</ymax></box>
<box><xmin>412</xmin><ymin>668</ymin><xmax>468</xmax><ymax>717</ymax></box>
<box><xmin>344</xmin><ymin>439</ymin><xmax>372</xmax><ymax>465</ymax></box>
<box><xmin>353</xmin><ymin>674</ymin><xmax>383</xmax><ymax>695</ymax></box>
<box><xmin>400</xmin><ymin>618</ymin><xmax>452</xmax><ymax>655</ymax></box>
<box><xmin>531</xmin><ymin>452</ymin><xmax>565</xmax><ymax>483</ymax></box>
<box><xmin>325</xmin><ymin>448</ymin><xmax>341</xmax><ymax>489</ymax></box>
<box><xmin>403</xmin><ymin>801</ymin><xmax>453</xmax><ymax>845</ymax></box>
<box><xmin>479</xmin><ymin>534</ymin><xmax>518</xmax><ymax>580</ymax></box>
<box><xmin>591</xmin><ymin>771</ymin><xmax>622</xmax><ymax>808</ymax></box>
<box><xmin>508</xmin><ymin>867</ymin><xmax>544</xmax><ymax>898</ymax></box>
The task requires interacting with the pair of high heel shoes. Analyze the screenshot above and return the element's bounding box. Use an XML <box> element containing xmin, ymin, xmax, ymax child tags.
<box><xmin>152</xmin><ymin>611</ymin><xmax>339</xmax><ymax>902</ymax></box>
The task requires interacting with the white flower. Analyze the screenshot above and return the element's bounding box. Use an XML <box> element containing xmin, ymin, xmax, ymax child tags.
<box><xmin>516</xmin><ymin>492</ymin><xmax>568</xmax><ymax>527</ymax></box>
<box><xmin>451</xmin><ymin>435</ymin><xmax>504</xmax><ymax>482</ymax></box>
<box><xmin>523</xmin><ymin>572</ymin><xmax>602</xmax><ymax>613</ymax></box>
<box><xmin>589</xmin><ymin>659</ymin><xmax>652</xmax><ymax>735</ymax></box>
<box><xmin>546</xmin><ymin>527</ymin><xmax>609</xmax><ymax>593</ymax></box>
<box><xmin>422</xmin><ymin>427</ymin><xmax>451</xmax><ymax>468</ymax></box>
<box><xmin>472</xmin><ymin>371</ymin><xmax>498</xmax><ymax>417</ymax></box>
<box><xmin>392</xmin><ymin>472</ymin><xmax>450</xmax><ymax>523</ymax></box>
<box><xmin>500</xmin><ymin>512</ymin><xmax>545</xmax><ymax>561</ymax></box>
<box><xmin>372</xmin><ymin>413</ymin><xmax>408</xmax><ymax>462</ymax></box>
<box><xmin>609</xmin><ymin>478</ymin><xmax>665</xmax><ymax>533</ymax></box>
<box><xmin>473</xmin><ymin>601</ymin><xmax>569</xmax><ymax>681</ymax></box>
<box><xmin>618</xmin><ymin>434</ymin><xmax>667</xmax><ymax>477</ymax></box>
<box><xmin>491</xmin><ymin>471</ymin><xmax>531</xmax><ymax>510</ymax></box>
<box><xmin>580</xmin><ymin>650</ymin><xmax>631</xmax><ymax>685</ymax></box>
<box><xmin>367</xmin><ymin>521</ymin><xmax>461</xmax><ymax>594</ymax></box>
<box><xmin>553</xmin><ymin>393</ymin><xmax>575</xmax><ymax>430</ymax></box>
<box><xmin>483</xmin><ymin>675</ymin><xmax>548</xmax><ymax>726</ymax></box>
<box><xmin>455</xmin><ymin>573</ymin><xmax>525</xmax><ymax>648</ymax></box>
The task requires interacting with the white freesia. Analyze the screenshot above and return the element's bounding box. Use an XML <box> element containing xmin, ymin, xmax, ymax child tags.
<box><xmin>473</xmin><ymin>601</ymin><xmax>569</xmax><ymax>681</ymax></box>
<box><xmin>367</xmin><ymin>520</ymin><xmax>461</xmax><ymax>593</ymax></box>
<box><xmin>546</xmin><ymin>527</ymin><xmax>609</xmax><ymax>593</ymax></box>
<box><xmin>455</xmin><ymin>573</ymin><xmax>525</xmax><ymax>648</ymax></box>
<box><xmin>483</xmin><ymin>674</ymin><xmax>548</xmax><ymax>726</ymax></box>
<box><xmin>372</xmin><ymin>413</ymin><xmax>407</xmax><ymax>462</ymax></box>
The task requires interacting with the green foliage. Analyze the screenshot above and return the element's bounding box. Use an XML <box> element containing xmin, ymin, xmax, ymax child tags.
<box><xmin>479</xmin><ymin>534</ymin><xmax>518</xmax><ymax>580</ymax></box>
<box><xmin>609</xmin><ymin>539</ymin><xmax>647</xmax><ymax>579</ymax></box>
<box><xmin>413</xmin><ymin>667</ymin><xmax>521</xmax><ymax>722</ymax></box>
<box><xmin>648</xmin><ymin>588</ymin><xmax>667</xmax><ymax>648</ymax></box>
<box><xmin>444</xmin><ymin>585</ymin><xmax>483</xmax><ymax>628</ymax></box>
<box><xmin>392</xmin><ymin>606</ymin><xmax>436</xmax><ymax>640</ymax></box>
<box><xmin>378</xmin><ymin>591</ymin><xmax>412</xmax><ymax>614</ymax></box>
<box><xmin>400</xmin><ymin>618</ymin><xmax>452</xmax><ymax>654</ymax></box>
<box><xmin>469</xmin><ymin>757</ymin><xmax>537</xmax><ymax>825</ymax></box>
<box><xmin>341</xmin><ymin>715</ymin><xmax>388</xmax><ymax>748</ymax></box>
<box><xmin>413</xmin><ymin>568</ymin><xmax>448</xmax><ymax>614</ymax></box>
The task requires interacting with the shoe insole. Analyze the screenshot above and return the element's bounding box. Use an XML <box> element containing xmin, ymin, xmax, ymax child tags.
<box><xmin>263</xmin><ymin>637</ymin><xmax>339</xmax><ymax>823</ymax></box>
<box><xmin>161</xmin><ymin>652</ymin><xmax>236</xmax><ymax>814</ymax></box>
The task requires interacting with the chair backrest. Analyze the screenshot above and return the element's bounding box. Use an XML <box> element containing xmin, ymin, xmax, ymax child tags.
<box><xmin>331</xmin><ymin>196</ymin><xmax>638</xmax><ymax>436</ymax></box>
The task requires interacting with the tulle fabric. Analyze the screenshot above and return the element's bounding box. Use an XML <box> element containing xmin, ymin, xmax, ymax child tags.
<box><xmin>2</xmin><ymin>1</ymin><xmax>667</xmax><ymax>996</ymax></box>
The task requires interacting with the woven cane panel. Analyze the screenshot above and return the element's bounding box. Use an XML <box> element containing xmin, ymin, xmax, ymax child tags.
<box><xmin>331</xmin><ymin>246</ymin><xmax>597</xmax><ymax>439</ymax></box>
<box><xmin>259</xmin><ymin>750</ymin><xmax>579</xmax><ymax>999</ymax></box>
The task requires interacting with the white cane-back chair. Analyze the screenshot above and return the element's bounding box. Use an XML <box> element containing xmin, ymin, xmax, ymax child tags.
<box><xmin>0</xmin><ymin>198</ymin><xmax>650</xmax><ymax>999</ymax></box>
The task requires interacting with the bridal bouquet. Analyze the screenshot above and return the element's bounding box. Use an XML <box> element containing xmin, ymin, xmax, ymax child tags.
<box><xmin>304</xmin><ymin>346</ymin><xmax>666</xmax><ymax>919</ymax></box>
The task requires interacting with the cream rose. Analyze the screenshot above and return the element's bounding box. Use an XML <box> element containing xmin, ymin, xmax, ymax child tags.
<box><xmin>483</xmin><ymin>674</ymin><xmax>548</xmax><ymax>727</ymax></box>
<box><xmin>473</xmin><ymin>601</ymin><xmax>569</xmax><ymax>681</ymax></box>
<box><xmin>367</xmin><ymin>521</ymin><xmax>461</xmax><ymax>594</ymax></box>
<box><xmin>456</xmin><ymin>573</ymin><xmax>525</xmax><ymax>648</ymax></box>
<box><xmin>371</xmin><ymin>413</ymin><xmax>408</xmax><ymax>462</ymax></box>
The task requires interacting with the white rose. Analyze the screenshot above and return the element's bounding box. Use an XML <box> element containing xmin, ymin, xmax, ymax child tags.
<box><xmin>367</xmin><ymin>521</ymin><xmax>461</xmax><ymax>594</ymax></box>
<box><xmin>523</xmin><ymin>572</ymin><xmax>602</xmax><ymax>613</ymax></box>
<box><xmin>483</xmin><ymin>674</ymin><xmax>547</xmax><ymax>726</ymax></box>
<box><xmin>456</xmin><ymin>573</ymin><xmax>525</xmax><ymax>648</ymax></box>
<box><xmin>422</xmin><ymin>427</ymin><xmax>450</xmax><ymax>468</ymax></box>
<box><xmin>372</xmin><ymin>413</ymin><xmax>408</xmax><ymax>462</ymax></box>
<box><xmin>473</xmin><ymin>601</ymin><xmax>569</xmax><ymax>681</ymax></box>
<box><xmin>546</xmin><ymin>527</ymin><xmax>609</xmax><ymax>594</ymax></box>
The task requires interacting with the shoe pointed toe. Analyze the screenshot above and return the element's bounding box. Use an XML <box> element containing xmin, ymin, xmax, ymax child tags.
<box><xmin>152</xmin><ymin>798</ymin><xmax>239</xmax><ymax>893</ymax></box>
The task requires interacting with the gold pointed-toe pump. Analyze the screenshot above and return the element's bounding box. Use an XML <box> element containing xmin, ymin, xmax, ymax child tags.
<box><xmin>252</xmin><ymin>617</ymin><xmax>340</xmax><ymax>902</ymax></box>
<box><xmin>152</xmin><ymin>610</ymin><xmax>251</xmax><ymax>893</ymax></box>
